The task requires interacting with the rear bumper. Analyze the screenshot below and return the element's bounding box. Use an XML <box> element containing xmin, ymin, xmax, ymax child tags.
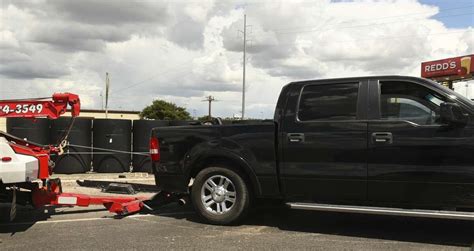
<box><xmin>152</xmin><ymin>164</ymin><xmax>188</xmax><ymax>194</ymax></box>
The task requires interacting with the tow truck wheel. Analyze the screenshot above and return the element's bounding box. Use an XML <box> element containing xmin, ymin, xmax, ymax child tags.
<box><xmin>191</xmin><ymin>166</ymin><xmax>250</xmax><ymax>225</ymax></box>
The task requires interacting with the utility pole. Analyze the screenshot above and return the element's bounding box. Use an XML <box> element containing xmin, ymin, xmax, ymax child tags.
<box><xmin>105</xmin><ymin>72</ymin><xmax>110</xmax><ymax>118</ymax></box>
<box><xmin>239</xmin><ymin>14</ymin><xmax>251</xmax><ymax>120</ymax></box>
<box><xmin>100</xmin><ymin>91</ymin><xmax>104</xmax><ymax>110</ymax></box>
<box><xmin>242</xmin><ymin>14</ymin><xmax>247</xmax><ymax>120</ymax></box>
<box><xmin>466</xmin><ymin>82</ymin><xmax>469</xmax><ymax>99</ymax></box>
<box><xmin>202</xmin><ymin>95</ymin><xmax>216</xmax><ymax>120</ymax></box>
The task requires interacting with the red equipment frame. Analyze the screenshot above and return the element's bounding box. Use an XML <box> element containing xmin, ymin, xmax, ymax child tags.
<box><xmin>1</xmin><ymin>93</ymin><xmax>149</xmax><ymax>216</ymax></box>
<box><xmin>0</xmin><ymin>93</ymin><xmax>80</xmax><ymax>119</ymax></box>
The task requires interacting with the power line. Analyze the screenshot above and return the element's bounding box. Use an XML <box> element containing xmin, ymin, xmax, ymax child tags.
<box><xmin>297</xmin><ymin>30</ymin><xmax>472</xmax><ymax>45</ymax></box>
<box><xmin>106</xmin><ymin>69</ymin><xmax>201</xmax><ymax>110</ymax></box>
<box><xmin>251</xmin><ymin>30</ymin><xmax>472</xmax><ymax>51</ymax></box>
<box><xmin>111</xmin><ymin>60</ymin><xmax>195</xmax><ymax>95</ymax></box>
<box><xmin>270</xmin><ymin>4</ymin><xmax>474</xmax><ymax>32</ymax></box>
<box><xmin>107</xmin><ymin>69</ymin><xmax>196</xmax><ymax>103</ymax></box>
<box><xmin>273</xmin><ymin>12</ymin><xmax>474</xmax><ymax>35</ymax></box>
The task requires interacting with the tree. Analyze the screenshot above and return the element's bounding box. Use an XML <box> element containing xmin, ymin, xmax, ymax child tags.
<box><xmin>197</xmin><ymin>115</ymin><xmax>211</xmax><ymax>122</ymax></box>
<box><xmin>140</xmin><ymin>100</ymin><xmax>191</xmax><ymax>120</ymax></box>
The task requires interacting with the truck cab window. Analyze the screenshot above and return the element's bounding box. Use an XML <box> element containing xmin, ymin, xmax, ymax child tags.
<box><xmin>380</xmin><ymin>81</ymin><xmax>446</xmax><ymax>125</ymax></box>
<box><xmin>298</xmin><ymin>83</ymin><xmax>359</xmax><ymax>121</ymax></box>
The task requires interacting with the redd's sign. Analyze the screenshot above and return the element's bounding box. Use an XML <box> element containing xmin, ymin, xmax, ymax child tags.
<box><xmin>421</xmin><ymin>54</ymin><xmax>473</xmax><ymax>78</ymax></box>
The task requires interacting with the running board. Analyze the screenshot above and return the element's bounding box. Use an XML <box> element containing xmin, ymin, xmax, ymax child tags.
<box><xmin>286</xmin><ymin>202</ymin><xmax>474</xmax><ymax>221</ymax></box>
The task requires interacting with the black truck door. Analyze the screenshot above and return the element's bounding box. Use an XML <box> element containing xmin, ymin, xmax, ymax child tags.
<box><xmin>368</xmin><ymin>79</ymin><xmax>474</xmax><ymax>208</ymax></box>
<box><xmin>280</xmin><ymin>79</ymin><xmax>369</xmax><ymax>204</ymax></box>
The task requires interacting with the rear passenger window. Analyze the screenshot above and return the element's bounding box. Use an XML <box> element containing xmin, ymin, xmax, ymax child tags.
<box><xmin>298</xmin><ymin>83</ymin><xmax>359</xmax><ymax>121</ymax></box>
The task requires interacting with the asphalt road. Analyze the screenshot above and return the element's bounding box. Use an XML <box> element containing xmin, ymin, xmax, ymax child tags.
<box><xmin>1</xmin><ymin>201</ymin><xmax>474</xmax><ymax>250</ymax></box>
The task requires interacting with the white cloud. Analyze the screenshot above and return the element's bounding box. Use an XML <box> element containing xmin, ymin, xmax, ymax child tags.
<box><xmin>0</xmin><ymin>0</ymin><xmax>472</xmax><ymax>118</ymax></box>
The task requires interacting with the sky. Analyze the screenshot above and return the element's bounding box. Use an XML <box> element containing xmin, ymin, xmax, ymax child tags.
<box><xmin>0</xmin><ymin>0</ymin><xmax>473</xmax><ymax>119</ymax></box>
<box><xmin>419</xmin><ymin>0</ymin><xmax>473</xmax><ymax>28</ymax></box>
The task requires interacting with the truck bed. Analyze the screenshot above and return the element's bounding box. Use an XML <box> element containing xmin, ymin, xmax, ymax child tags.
<box><xmin>151</xmin><ymin>122</ymin><xmax>280</xmax><ymax>197</ymax></box>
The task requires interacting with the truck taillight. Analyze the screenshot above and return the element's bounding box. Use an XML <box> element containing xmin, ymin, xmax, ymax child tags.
<box><xmin>149</xmin><ymin>137</ymin><xmax>160</xmax><ymax>162</ymax></box>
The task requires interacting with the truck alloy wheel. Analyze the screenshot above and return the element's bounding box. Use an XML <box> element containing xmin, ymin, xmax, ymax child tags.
<box><xmin>191</xmin><ymin>167</ymin><xmax>250</xmax><ymax>225</ymax></box>
<box><xmin>201</xmin><ymin>175</ymin><xmax>237</xmax><ymax>214</ymax></box>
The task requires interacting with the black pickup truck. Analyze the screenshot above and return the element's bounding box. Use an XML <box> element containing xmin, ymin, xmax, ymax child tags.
<box><xmin>150</xmin><ymin>76</ymin><xmax>474</xmax><ymax>224</ymax></box>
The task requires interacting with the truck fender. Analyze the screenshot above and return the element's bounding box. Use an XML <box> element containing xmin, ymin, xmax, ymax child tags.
<box><xmin>184</xmin><ymin>150</ymin><xmax>263</xmax><ymax>197</ymax></box>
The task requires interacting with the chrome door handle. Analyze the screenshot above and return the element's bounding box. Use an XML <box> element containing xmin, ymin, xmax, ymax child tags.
<box><xmin>371</xmin><ymin>132</ymin><xmax>393</xmax><ymax>144</ymax></box>
<box><xmin>288</xmin><ymin>133</ymin><xmax>305</xmax><ymax>143</ymax></box>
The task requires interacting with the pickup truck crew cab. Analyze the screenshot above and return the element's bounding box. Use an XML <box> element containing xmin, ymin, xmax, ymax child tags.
<box><xmin>150</xmin><ymin>76</ymin><xmax>474</xmax><ymax>224</ymax></box>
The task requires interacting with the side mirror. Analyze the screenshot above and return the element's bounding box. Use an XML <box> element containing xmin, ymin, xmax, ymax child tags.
<box><xmin>440</xmin><ymin>102</ymin><xmax>468</xmax><ymax>126</ymax></box>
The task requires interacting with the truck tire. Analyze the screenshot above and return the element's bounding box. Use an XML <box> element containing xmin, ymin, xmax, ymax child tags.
<box><xmin>191</xmin><ymin>166</ymin><xmax>250</xmax><ymax>225</ymax></box>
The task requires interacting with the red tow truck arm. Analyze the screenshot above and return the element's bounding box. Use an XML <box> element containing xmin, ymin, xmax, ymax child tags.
<box><xmin>0</xmin><ymin>93</ymin><xmax>155</xmax><ymax>216</ymax></box>
<box><xmin>0</xmin><ymin>93</ymin><xmax>80</xmax><ymax>119</ymax></box>
<box><xmin>0</xmin><ymin>93</ymin><xmax>81</xmax><ymax>177</ymax></box>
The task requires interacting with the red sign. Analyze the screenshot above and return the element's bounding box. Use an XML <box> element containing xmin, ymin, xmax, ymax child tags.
<box><xmin>421</xmin><ymin>54</ymin><xmax>473</xmax><ymax>79</ymax></box>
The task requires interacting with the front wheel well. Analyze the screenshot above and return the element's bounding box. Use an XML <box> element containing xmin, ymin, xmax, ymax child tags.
<box><xmin>188</xmin><ymin>157</ymin><xmax>259</xmax><ymax>197</ymax></box>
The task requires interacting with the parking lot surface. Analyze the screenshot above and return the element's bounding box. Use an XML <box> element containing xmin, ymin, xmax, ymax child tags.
<box><xmin>1</xmin><ymin>174</ymin><xmax>473</xmax><ymax>250</ymax></box>
<box><xmin>1</xmin><ymin>201</ymin><xmax>474</xmax><ymax>250</ymax></box>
